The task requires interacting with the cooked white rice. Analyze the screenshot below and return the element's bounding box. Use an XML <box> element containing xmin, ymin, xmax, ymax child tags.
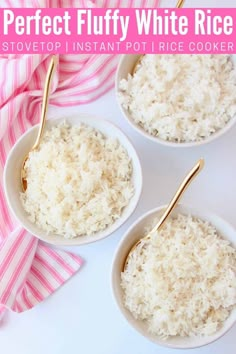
<box><xmin>21</xmin><ymin>122</ymin><xmax>134</xmax><ymax>238</ymax></box>
<box><xmin>119</xmin><ymin>54</ymin><xmax>236</xmax><ymax>143</ymax></box>
<box><xmin>121</xmin><ymin>214</ymin><xmax>236</xmax><ymax>338</ymax></box>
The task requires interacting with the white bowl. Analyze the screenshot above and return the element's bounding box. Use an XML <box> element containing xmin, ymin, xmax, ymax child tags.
<box><xmin>3</xmin><ymin>114</ymin><xmax>143</xmax><ymax>246</ymax></box>
<box><xmin>111</xmin><ymin>204</ymin><xmax>236</xmax><ymax>349</ymax></box>
<box><xmin>115</xmin><ymin>54</ymin><xmax>236</xmax><ymax>148</ymax></box>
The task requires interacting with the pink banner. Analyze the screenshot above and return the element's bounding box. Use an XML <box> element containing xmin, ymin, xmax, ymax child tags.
<box><xmin>0</xmin><ymin>8</ymin><xmax>235</xmax><ymax>54</ymax></box>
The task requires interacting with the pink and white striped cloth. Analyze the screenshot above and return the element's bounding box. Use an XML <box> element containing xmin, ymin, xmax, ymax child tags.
<box><xmin>0</xmin><ymin>0</ymin><xmax>160</xmax><ymax>317</ymax></box>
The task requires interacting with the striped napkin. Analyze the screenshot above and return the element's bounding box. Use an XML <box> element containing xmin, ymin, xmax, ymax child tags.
<box><xmin>0</xmin><ymin>0</ymin><xmax>160</xmax><ymax>318</ymax></box>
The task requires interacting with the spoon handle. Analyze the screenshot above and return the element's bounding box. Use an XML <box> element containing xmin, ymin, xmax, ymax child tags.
<box><xmin>32</xmin><ymin>55</ymin><xmax>57</xmax><ymax>150</ymax></box>
<box><xmin>176</xmin><ymin>0</ymin><xmax>185</xmax><ymax>8</ymax></box>
<box><xmin>151</xmin><ymin>159</ymin><xmax>204</xmax><ymax>234</ymax></box>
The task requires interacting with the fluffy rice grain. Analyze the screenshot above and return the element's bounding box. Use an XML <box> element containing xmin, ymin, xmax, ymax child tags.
<box><xmin>121</xmin><ymin>214</ymin><xmax>236</xmax><ymax>338</ymax></box>
<box><xmin>21</xmin><ymin>122</ymin><xmax>134</xmax><ymax>238</ymax></box>
<box><xmin>119</xmin><ymin>54</ymin><xmax>236</xmax><ymax>143</ymax></box>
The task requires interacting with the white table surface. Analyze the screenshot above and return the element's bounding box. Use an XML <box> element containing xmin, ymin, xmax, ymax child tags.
<box><xmin>1</xmin><ymin>0</ymin><xmax>236</xmax><ymax>353</ymax></box>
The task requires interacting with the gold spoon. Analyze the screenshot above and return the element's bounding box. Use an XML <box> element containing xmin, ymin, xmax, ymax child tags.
<box><xmin>176</xmin><ymin>0</ymin><xmax>185</xmax><ymax>7</ymax></box>
<box><xmin>132</xmin><ymin>0</ymin><xmax>185</xmax><ymax>75</ymax></box>
<box><xmin>21</xmin><ymin>55</ymin><xmax>57</xmax><ymax>192</ymax></box>
<box><xmin>123</xmin><ymin>158</ymin><xmax>204</xmax><ymax>270</ymax></box>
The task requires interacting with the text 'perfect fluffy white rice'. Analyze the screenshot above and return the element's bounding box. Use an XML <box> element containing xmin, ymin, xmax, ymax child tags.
<box><xmin>119</xmin><ymin>54</ymin><xmax>236</xmax><ymax>143</ymax></box>
<box><xmin>21</xmin><ymin>122</ymin><xmax>134</xmax><ymax>238</ymax></box>
<box><xmin>121</xmin><ymin>214</ymin><xmax>236</xmax><ymax>338</ymax></box>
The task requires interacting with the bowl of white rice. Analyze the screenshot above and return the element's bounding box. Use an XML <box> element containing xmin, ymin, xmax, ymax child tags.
<box><xmin>3</xmin><ymin>115</ymin><xmax>142</xmax><ymax>246</ymax></box>
<box><xmin>116</xmin><ymin>54</ymin><xmax>236</xmax><ymax>147</ymax></box>
<box><xmin>111</xmin><ymin>204</ymin><xmax>236</xmax><ymax>349</ymax></box>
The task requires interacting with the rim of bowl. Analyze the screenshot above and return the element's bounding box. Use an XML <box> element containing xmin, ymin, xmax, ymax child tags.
<box><xmin>111</xmin><ymin>203</ymin><xmax>236</xmax><ymax>349</ymax></box>
<box><xmin>3</xmin><ymin>114</ymin><xmax>143</xmax><ymax>246</ymax></box>
<box><xmin>115</xmin><ymin>54</ymin><xmax>236</xmax><ymax>148</ymax></box>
